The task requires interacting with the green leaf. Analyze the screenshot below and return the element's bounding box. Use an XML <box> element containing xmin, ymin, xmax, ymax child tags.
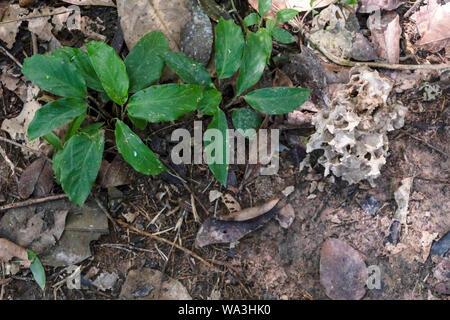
<box><xmin>129</xmin><ymin>115</ymin><xmax>147</xmax><ymax>130</ymax></box>
<box><xmin>276</xmin><ymin>9</ymin><xmax>299</xmax><ymax>22</ymax></box>
<box><xmin>65</xmin><ymin>113</ymin><xmax>86</xmax><ymax>141</ymax></box>
<box><xmin>52</xmin><ymin>47</ymin><xmax>104</xmax><ymax>92</ymax></box>
<box><xmin>236</xmin><ymin>30</ymin><xmax>268</xmax><ymax>95</ymax></box>
<box><xmin>27</xmin><ymin>250</ymin><xmax>46</xmax><ymax>292</ymax></box>
<box><xmin>341</xmin><ymin>0</ymin><xmax>357</xmax><ymax>4</ymax></box>
<box><xmin>232</xmin><ymin>108</ymin><xmax>262</xmax><ymax>139</ymax></box>
<box><xmin>28</xmin><ymin>98</ymin><xmax>87</xmax><ymax>140</ymax></box>
<box><xmin>259</xmin><ymin>28</ymin><xmax>273</xmax><ymax>62</ymax></box>
<box><xmin>80</xmin><ymin>122</ymin><xmax>104</xmax><ymax>135</ymax></box>
<box><xmin>86</xmin><ymin>41</ymin><xmax>129</xmax><ymax>105</ymax></box>
<box><xmin>243</xmin><ymin>13</ymin><xmax>261</xmax><ymax>27</ymax></box>
<box><xmin>56</xmin><ymin>132</ymin><xmax>104</xmax><ymax>206</ymax></box>
<box><xmin>53</xmin><ymin>149</ymin><xmax>63</xmax><ymax>184</ymax></box>
<box><xmin>198</xmin><ymin>89</ymin><xmax>222</xmax><ymax>115</ymax></box>
<box><xmin>162</xmin><ymin>51</ymin><xmax>211</xmax><ymax>86</ymax></box>
<box><xmin>271</xmin><ymin>27</ymin><xmax>296</xmax><ymax>44</ymax></box>
<box><xmin>115</xmin><ymin>120</ymin><xmax>166</xmax><ymax>175</ymax></box>
<box><xmin>44</xmin><ymin>132</ymin><xmax>63</xmax><ymax>151</ymax></box>
<box><xmin>127</xmin><ymin>84</ymin><xmax>203</xmax><ymax>122</ymax></box>
<box><xmin>265</xmin><ymin>16</ymin><xmax>276</xmax><ymax>33</ymax></box>
<box><xmin>205</xmin><ymin>109</ymin><xmax>229</xmax><ymax>186</ymax></box>
<box><xmin>215</xmin><ymin>18</ymin><xmax>245</xmax><ymax>79</ymax></box>
<box><xmin>258</xmin><ymin>0</ymin><xmax>272</xmax><ymax>16</ymax></box>
<box><xmin>125</xmin><ymin>31</ymin><xmax>169</xmax><ymax>93</ymax></box>
<box><xmin>244</xmin><ymin>87</ymin><xmax>311</xmax><ymax>114</ymax></box>
<box><xmin>22</xmin><ymin>54</ymin><xmax>87</xmax><ymax>98</ymax></box>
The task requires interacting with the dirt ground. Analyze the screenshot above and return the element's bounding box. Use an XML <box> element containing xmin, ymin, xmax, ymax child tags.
<box><xmin>0</xmin><ymin>0</ymin><xmax>449</xmax><ymax>300</ymax></box>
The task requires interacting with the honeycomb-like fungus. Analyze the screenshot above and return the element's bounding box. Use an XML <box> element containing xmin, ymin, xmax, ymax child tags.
<box><xmin>306</xmin><ymin>67</ymin><xmax>407</xmax><ymax>185</ymax></box>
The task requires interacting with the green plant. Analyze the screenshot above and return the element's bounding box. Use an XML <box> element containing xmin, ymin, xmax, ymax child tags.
<box><xmin>22</xmin><ymin>0</ymin><xmax>310</xmax><ymax>207</ymax></box>
<box><xmin>28</xmin><ymin>250</ymin><xmax>46</xmax><ymax>291</ymax></box>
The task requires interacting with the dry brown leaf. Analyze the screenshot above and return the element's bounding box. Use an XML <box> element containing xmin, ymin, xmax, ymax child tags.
<box><xmin>61</xmin><ymin>0</ymin><xmax>116</xmax><ymax>6</ymax></box>
<box><xmin>220</xmin><ymin>198</ymin><xmax>280</xmax><ymax>221</ymax></box>
<box><xmin>411</xmin><ymin>1</ymin><xmax>450</xmax><ymax>53</ymax></box>
<box><xmin>221</xmin><ymin>193</ymin><xmax>242</xmax><ymax>214</ymax></box>
<box><xmin>359</xmin><ymin>0</ymin><xmax>405</xmax><ymax>13</ymax></box>
<box><xmin>320</xmin><ymin>238</ymin><xmax>367</xmax><ymax>300</ymax></box>
<box><xmin>97</xmin><ymin>155</ymin><xmax>133</xmax><ymax>188</ymax></box>
<box><xmin>116</xmin><ymin>0</ymin><xmax>191</xmax><ymax>51</ymax></box>
<box><xmin>368</xmin><ymin>11</ymin><xmax>401</xmax><ymax>64</ymax></box>
<box><xmin>18</xmin><ymin>158</ymin><xmax>53</xmax><ymax>199</ymax></box>
<box><xmin>0</xmin><ymin>238</ymin><xmax>30</xmax><ymax>267</ymax></box>
<box><xmin>275</xmin><ymin>203</ymin><xmax>295</xmax><ymax>229</ymax></box>
<box><xmin>0</xmin><ymin>4</ymin><xmax>27</xmax><ymax>48</ymax></box>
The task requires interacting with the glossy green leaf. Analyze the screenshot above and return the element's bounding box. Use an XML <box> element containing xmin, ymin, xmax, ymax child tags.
<box><xmin>205</xmin><ymin>109</ymin><xmax>229</xmax><ymax>186</ymax></box>
<box><xmin>80</xmin><ymin>122</ymin><xmax>104</xmax><ymax>135</ymax></box>
<box><xmin>198</xmin><ymin>89</ymin><xmax>222</xmax><ymax>115</ymax></box>
<box><xmin>52</xmin><ymin>149</ymin><xmax>63</xmax><ymax>184</ymax></box>
<box><xmin>236</xmin><ymin>31</ymin><xmax>268</xmax><ymax>95</ymax></box>
<box><xmin>28</xmin><ymin>250</ymin><xmax>46</xmax><ymax>292</ymax></box>
<box><xmin>244</xmin><ymin>87</ymin><xmax>311</xmax><ymax>114</ymax></box>
<box><xmin>127</xmin><ymin>84</ymin><xmax>203</xmax><ymax>122</ymax></box>
<box><xmin>265</xmin><ymin>16</ymin><xmax>276</xmax><ymax>33</ymax></box>
<box><xmin>215</xmin><ymin>18</ymin><xmax>244</xmax><ymax>79</ymax></box>
<box><xmin>276</xmin><ymin>9</ymin><xmax>299</xmax><ymax>22</ymax></box>
<box><xmin>22</xmin><ymin>55</ymin><xmax>87</xmax><ymax>98</ymax></box>
<box><xmin>162</xmin><ymin>51</ymin><xmax>211</xmax><ymax>86</ymax></box>
<box><xmin>125</xmin><ymin>31</ymin><xmax>169</xmax><ymax>92</ymax></box>
<box><xmin>44</xmin><ymin>132</ymin><xmax>63</xmax><ymax>151</ymax></box>
<box><xmin>128</xmin><ymin>115</ymin><xmax>147</xmax><ymax>130</ymax></box>
<box><xmin>232</xmin><ymin>108</ymin><xmax>262</xmax><ymax>139</ymax></box>
<box><xmin>86</xmin><ymin>41</ymin><xmax>129</xmax><ymax>105</ymax></box>
<box><xmin>258</xmin><ymin>0</ymin><xmax>272</xmax><ymax>16</ymax></box>
<box><xmin>56</xmin><ymin>131</ymin><xmax>104</xmax><ymax>206</ymax></box>
<box><xmin>243</xmin><ymin>13</ymin><xmax>261</xmax><ymax>27</ymax></box>
<box><xmin>272</xmin><ymin>27</ymin><xmax>296</xmax><ymax>44</ymax></box>
<box><xmin>259</xmin><ymin>28</ymin><xmax>273</xmax><ymax>63</ymax></box>
<box><xmin>52</xmin><ymin>47</ymin><xmax>104</xmax><ymax>92</ymax></box>
<box><xmin>115</xmin><ymin>120</ymin><xmax>166</xmax><ymax>175</ymax></box>
<box><xmin>28</xmin><ymin>98</ymin><xmax>87</xmax><ymax>140</ymax></box>
<box><xmin>341</xmin><ymin>0</ymin><xmax>357</xmax><ymax>4</ymax></box>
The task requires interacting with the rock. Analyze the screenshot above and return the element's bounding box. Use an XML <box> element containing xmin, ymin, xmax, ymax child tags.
<box><xmin>180</xmin><ymin>0</ymin><xmax>213</xmax><ymax>65</ymax></box>
<box><xmin>431</xmin><ymin>231</ymin><xmax>450</xmax><ymax>256</ymax></box>
<box><xmin>119</xmin><ymin>268</ymin><xmax>192</xmax><ymax>300</ymax></box>
<box><xmin>93</xmin><ymin>272</ymin><xmax>119</xmax><ymax>291</ymax></box>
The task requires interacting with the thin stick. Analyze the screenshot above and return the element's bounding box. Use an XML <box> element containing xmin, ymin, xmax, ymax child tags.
<box><xmin>94</xmin><ymin>197</ymin><xmax>119</xmax><ymax>231</ymax></box>
<box><xmin>402</xmin><ymin>131</ymin><xmax>449</xmax><ymax>158</ymax></box>
<box><xmin>0</xmin><ymin>10</ymin><xmax>72</xmax><ymax>26</ymax></box>
<box><xmin>0</xmin><ymin>194</ymin><xmax>68</xmax><ymax>211</ymax></box>
<box><xmin>404</xmin><ymin>0</ymin><xmax>424</xmax><ymax>18</ymax></box>
<box><xmin>0</xmin><ymin>136</ymin><xmax>51</xmax><ymax>161</ymax></box>
<box><xmin>116</xmin><ymin>219</ymin><xmax>218</xmax><ymax>270</ymax></box>
<box><xmin>0</xmin><ymin>45</ymin><xmax>23</xmax><ymax>68</ymax></box>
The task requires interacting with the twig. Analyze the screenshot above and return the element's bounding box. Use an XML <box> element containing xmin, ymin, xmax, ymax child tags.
<box><xmin>0</xmin><ymin>136</ymin><xmax>50</xmax><ymax>161</ymax></box>
<box><xmin>0</xmin><ymin>144</ymin><xmax>17</xmax><ymax>177</ymax></box>
<box><xmin>0</xmin><ymin>10</ymin><xmax>72</xmax><ymax>26</ymax></box>
<box><xmin>302</xmin><ymin>32</ymin><xmax>450</xmax><ymax>71</ymax></box>
<box><xmin>94</xmin><ymin>197</ymin><xmax>119</xmax><ymax>231</ymax></box>
<box><xmin>0</xmin><ymin>194</ymin><xmax>68</xmax><ymax>212</ymax></box>
<box><xmin>116</xmin><ymin>219</ymin><xmax>219</xmax><ymax>271</ymax></box>
<box><xmin>0</xmin><ymin>45</ymin><xmax>23</xmax><ymax>68</ymax></box>
<box><xmin>402</xmin><ymin>131</ymin><xmax>449</xmax><ymax>158</ymax></box>
<box><xmin>404</xmin><ymin>0</ymin><xmax>424</xmax><ymax>18</ymax></box>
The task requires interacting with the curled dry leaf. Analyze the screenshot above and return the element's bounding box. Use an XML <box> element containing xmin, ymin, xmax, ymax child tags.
<box><xmin>195</xmin><ymin>200</ymin><xmax>282</xmax><ymax>247</ymax></box>
<box><xmin>0</xmin><ymin>238</ymin><xmax>31</xmax><ymax>268</ymax></box>
<box><xmin>116</xmin><ymin>0</ymin><xmax>191</xmax><ymax>51</ymax></box>
<box><xmin>61</xmin><ymin>0</ymin><xmax>116</xmax><ymax>6</ymax></box>
<box><xmin>221</xmin><ymin>193</ymin><xmax>242</xmax><ymax>214</ymax></box>
<box><xmin>97</xmin><ymin>155</ymin><xmax>133</xmax><ymax>188</ymax></box>
<box><xmin>18</xmin><ymin>157</ymin><xmax>54</xmax><ymax>199</ymax></box>
<box><xmin>220</xmin><ymin>198</ymin><xmax>280</xmax><ymax>221</ymax></box>
<box><xmin>367</xmin><ymin>12</ymin><xmax>402</xmax><ymax>64</ymax></box>
<box><xmin>320</xmin><ymin>238</ymin><xmax>367</xmax><ymax>300</ymax></box>
<box><xmin>359</xmin><ymin>0</ymin><xmax>405</xmax><ymax>13</ymax></box>
<box><xmin>393</xmin><ymin>177</ymin><xmax>414</xmax><ymax>224</ymax></box>
<box><xmin>411</xmin><ymin>0</ymin><xmax>450</xmax><ymax>54</ymax></box>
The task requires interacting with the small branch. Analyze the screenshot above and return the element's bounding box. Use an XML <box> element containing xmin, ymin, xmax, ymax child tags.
<box><xmin>94</xmin><ymin>197</ymin><xmax>119</xmax><ymax>231</ymax></box>
<box><xmin>402</xmin><ymin>131</ymin><xmax>449</xmax><ymax>158</ymax></box>
<box><xmin>0</xmin><ymin>194</ymin><xmax>68</xmax><ymax>212</ymax></box>
<box><xmin>0</xmin><ymin>136</ymin><xmax>51</xmax><ymax>161</ymax></box>
<box><xmin>0</xmin><ymin>45</ymin><xmax>23</xmax><ymax>68</ymax></box>
<box><xmin>404</xmin><ymin>0</ymin><xmax>424</xmax><ymax>19</ymax></box>
<box><xmin>0</xmin><ymin>10</ymin><xmax>73</xmax><ymax>26</ymax></box>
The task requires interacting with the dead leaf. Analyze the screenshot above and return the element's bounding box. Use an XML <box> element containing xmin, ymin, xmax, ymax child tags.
<box><xmin>209</xmin><ymin>190</ymin><xmax>222</xmax><ymax>202</ymax></box>
<box><xmin>221</xmin><ymin>193</ymin><xmax>241</xmax><ymax>214</ymax></box>
<box><xmin>116</xmin><ymin>0</ymin><xmax>191</xmax><ymax>51</ymax></box>
<box><xmin>359</xmin><ymin>0</ymin><xmax>405</xmax><ymax>13</ymax></box>
<box><xmin>195</xmin><ymin>201</ymin><xmax>282</xmax><ymax>247</ymax></box>
<box><xmin>92</xmin><ymin>272</ymin><xmax>119</xmax><ymax>291</ymax></box>
<box><xmin>411</xmin><ymin>1</ymin><xmax>450</xmax><ymax>53</ymax></box>
<box><xmin>320</xmin><ymin>238</ymin><xmax>367</xmax><ymax>300</ymax></box>
<box><xmin>368</xmin><ymin>11</ymin><xmax>402</xmax><ymax>64</ymax></box>
<box><xmin>273</xmin><ymin>69</ymin><xmax>293</xmax><ymax>88</ymax></box>
<box><xmin>433</xmin><ymin>258</ymin><xmax>450</xmax><ymax>295</ymax></box>
<box><xmin>0</xmin><ymin>238</ymin><xmax>30</xmax><ymax>267</ymax></box>
<box><xmin>97</xmin><ymin>155</ymin><xmax>133</xmax><ymax>188</ymax></box>
<box><xmin>220</xmin><ymin>198</ymin><xmax>279</xmax><ymax>221</ymax></box>
<box><xmin>275</xmin><ymin>203</ymin><xmax>295</xmax><ymax>229</ymax></box>
<box><xmin>61</xmin><ymin>0</ymin><xmax>116</xmax><ymax>6</ymax></box>
<box><xmin>18</xmin><ymin>157</ymin><xmax>53</xmax><ymax>199</ymax></box>
<box><xmin>0</xmin><ymin>4</ymin><xmax>27</xmax><ymax>48</ymax></box>
<box><xmin>394</xmin><ymin>177</ymin><xmax>414</xmax><ymax>224</ymax></box>
<box><xmin>120</xmin><ymin>268</ymin><xmax>191</xmax><ymax>300</ymax></box>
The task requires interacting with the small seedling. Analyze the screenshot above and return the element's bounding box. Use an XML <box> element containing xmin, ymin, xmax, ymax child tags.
<box><xmin>22</xmin><ymin>0</ymin><xmax>310</xmax><ymax>207</ymax></box>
